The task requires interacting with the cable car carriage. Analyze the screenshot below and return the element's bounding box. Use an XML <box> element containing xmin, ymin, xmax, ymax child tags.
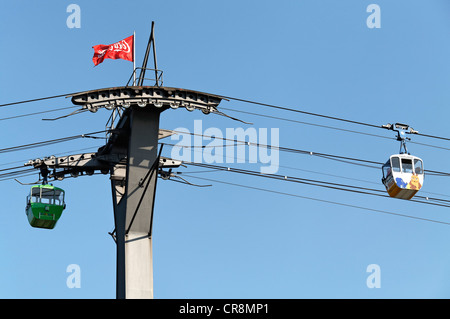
<box><xmin>382</xmin><ymin>154</ymin><xmax>424</xmax><ymax>200</ymax></box>
<box><xmin>26</xmin><ymin>184</ymin><xmax>66</xmax><ymax>229</ymax></box>
<box><xmin>381</xmin><ymin>123</ymin><xmax>424</xmax><ymax>200</ymax></box>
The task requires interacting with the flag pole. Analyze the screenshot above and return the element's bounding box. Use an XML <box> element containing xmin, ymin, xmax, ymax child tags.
<box><xmin>138</xmin><ymin>21</ymin><xmax>155</xmax><ymax>86</ymax></box>
<box><xmin>151</xmin><ymin>23</ymin><xmax>158</xmax><ymax>86</ymax></box>
<box><xmin>133</xmin><ymin>30</ymin><xmax>136</xmax><ymax>86</ymax></box>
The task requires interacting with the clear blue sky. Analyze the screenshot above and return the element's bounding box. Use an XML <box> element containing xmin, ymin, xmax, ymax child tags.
<box><xmin>1</xmin><ymin>0</ymin><xmax>450</xmax><ymax>299</ymax></box>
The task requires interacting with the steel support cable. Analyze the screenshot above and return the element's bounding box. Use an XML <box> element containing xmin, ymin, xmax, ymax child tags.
<box><xmin>0</xmin><ymin>171</ymin><xmax>36</xmax><ymax>182</ymax></box>
<box><xmin>162</xmin><ymin>142</ymin><xmax>385</xmax><ymax>186</ymax></box>
<box><xmin>180</xmin><ymin>161</ymin><xmax>450</xmax><ymax>200</ymax></box>
<box><xmin>0</xmin><ymin>106</ymin><xmax>79</xmax><ymax>122</ymax></box>
<box><xmin>0</xmin><ymin>168</ymin><xmax>37</xmax><ymax>183</ymax></box>
<box><xmin>184</xmin><ymin>161</ymin><xmax>449</xmax><ymax>204</ymax></box>
<box><xmin>220</xmin><ymin>107</ymin><xmax>392</xmax><ymax>140</ymax></box>
<box><xmin>3</xmin><ymin>88</ymin><xmax>450</xmax><ymax>142</ymax></box>
<box><xmin>0</xmin><ymin>165</ymin><xmax>30</xmax><ymax>173</ymax></box>
<box><xmin>9</xmin><ymin>136</ymin><xmax>440</xmax><ymax>206</ymax></box>
<box><xmin>0</xmin><ymin>145</ymin><xmax>103</xmax><ymax>169</ymax></box>
<box><xmin>217</xmin><ymin>95</ymin><xmax>381</xmax><ymax>129</ymax></box>
<box><xmin>0</xmin><ymin>137</ymin><xmax>80</xmax><ymax>154</ymax></box>
<box><xmin>0</xmin><ymin>168</ymin><xmax>36</xmax><ymax>179</ymax></box>
<box><xmin>169</xmin><ymin>130</ymin><xmax>450</xmax><ymax>177</ymax></box>
<box><xmin>0</xmin><ymin>90</ymin><xmax>89</xmax><ymax>108</ymax></box>
<box><xmin>169</xmin><ymin>129</ymin><xmax>380</xmax><ymax>164</ymax></box>
<box><xmin>184</xmin><ymin>161</ymin><xmax>386</xmax><ymax>194</ymax></box>
<box><xmin>220</xmin><ymin>107</ymin><xmax>450</xmax><ymax>152</ymax></box>
<box><xmin>0</xmin><ymin>130</ymin><xmax>108</xmax><ymax>154</ymax></box>
<box><xmin>416</xmin><ymin>132</ymin><xmax>450</xmax><ymax>142</ymax></box>
<box><xmin>3</xmin><ymin>89</ymin><xmax>450</xmax><ymax>141</ymax></box>
<box><xmin>162</xmin><ymin>140</ymin><xmax>450</xmax><ymax>199</ymax></box>
<box><xmin>182</xmin><ymin>162</ymin><xmax>450</xmax><ymax>208</ymax></box>
<box><xmin>180</xmin><ymin>174</ymin><xmax>450</xmax><ymax>227</ymax></box>
<box><xmin>216</xmin><ymin>94</ymin><xmax>450</xmax><ymax>142</ymax></box>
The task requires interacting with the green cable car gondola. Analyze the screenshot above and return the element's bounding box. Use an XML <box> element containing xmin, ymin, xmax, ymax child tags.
<box><xmin>26</xmin><ymin>184</ymin><xmax>66</xmax><ymax>229</ymax></box>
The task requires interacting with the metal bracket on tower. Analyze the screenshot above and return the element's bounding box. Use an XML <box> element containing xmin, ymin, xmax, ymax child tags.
<box><xmin>25</xmin><ymin>152</ymin><xmax>182</xmax><ymax>182</ymax></box>
<box><xmin>69</xmin><ymin>86</ymin><xmax>224</xmax><ymax>115</ymax></box>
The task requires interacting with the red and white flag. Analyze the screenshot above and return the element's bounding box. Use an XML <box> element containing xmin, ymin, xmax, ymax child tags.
<box><xmin>92</xmin><ymin>35</ymin><xmax>134</xmax><ymax>66</ymax></box>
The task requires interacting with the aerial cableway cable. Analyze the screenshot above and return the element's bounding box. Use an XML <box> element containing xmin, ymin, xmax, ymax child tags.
<box><xmin>169</xmin><ymin>130</ymin><xmax>450</xmax><ymax>177</ymax></box>
<box><xmin>0</xmin><ymin>130</ymin><xmax>107</xmax><ymax>154</ymax></box>
<box><xmin>0</xmin><ymin>106</ymin><xmax>79</xmax><ymax>122</ymax></box>
<box><xmin>2</xmin><ymin>90</ymin><xmax>450</xmax><ymax>142</ymax></box>
<box><xmin>0</xmin><ymin>145</ymin><xmax>103</xmax><ymax>169</ymax></box>
<box><xmin>163</xmin><ymin>141</ymin><xmax>450</xmax><ymax>199</ymax></box>
<box><xmin>220</xmin><ymin>107</ymin><xmax>450</xmax><ymax>152</ymax></box>
<box><xmin>179</xmin><ymin>174</ymin><xmax>450</xmax><ymax>227</ymax></box>
<box><xmin>0</xmin><ymin>91</ymin><xmax>87</xmax><ymax>108</ymax></box>
<box><xmin>0</xmin><ymin>168</ymin><xmax>36</xmax><ymax>181</ymax></box>
<box><xmin>181</xmin><ymin>162</ymin><xmax>450</xmax><ymax>208</ymax></box>
<box><xmin>217</xmin><ymin>95</ymin><xmax>381</xmax><ymax>129</ymax></box>
<box><xmin>217</xmin><ymin>94</ymin><xmax>450</xmax><ymax>142</ymax></box>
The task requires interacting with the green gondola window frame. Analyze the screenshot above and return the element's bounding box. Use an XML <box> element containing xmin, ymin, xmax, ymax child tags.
<box><xmin>27</xmin><ymin>185</ymin><xmax>65</xmax><ymax>207</ymax></box>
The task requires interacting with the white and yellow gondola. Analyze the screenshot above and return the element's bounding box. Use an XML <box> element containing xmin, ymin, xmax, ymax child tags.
<box><xmin>381</xmin><ymin>123</ymin><xmax>424</xmax><ymax>200</ymax></box>
<box><xmin>381</xmin><ymin>153</ymin><xmax>424</xmax><ymax>200</ymax></box>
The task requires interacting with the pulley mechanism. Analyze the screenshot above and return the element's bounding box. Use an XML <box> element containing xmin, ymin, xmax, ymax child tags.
<box><xmin>382</xmin><ymin>122</ymin><xmax>418</xmax><ymax>155</ymax></box>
